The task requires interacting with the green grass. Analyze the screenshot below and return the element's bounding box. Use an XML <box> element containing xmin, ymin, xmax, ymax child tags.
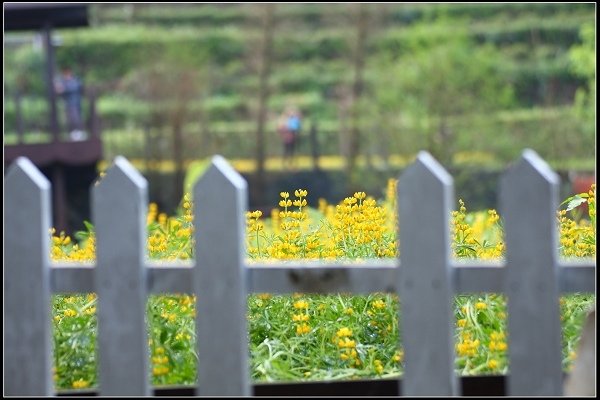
<box><xmin>51</xmin><ymin>291</ymin><xmax>595</xmax><ymax>390</ymax></box>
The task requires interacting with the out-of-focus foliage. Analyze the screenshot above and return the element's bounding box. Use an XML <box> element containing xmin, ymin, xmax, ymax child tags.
<box><xmin>4</xmin><ymin>3</ymin><xmax>595</xmax><ymax>166</ymax></box>
<box><xmin>568</xmin><ymin>23</ymin><xmax>595</xmax><ymax>140</ymax></box>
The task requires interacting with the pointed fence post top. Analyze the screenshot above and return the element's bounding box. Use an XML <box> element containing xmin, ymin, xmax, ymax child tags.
<box><xmin>399</xmin><ymin>151</ymin><xmax>453</xmax><ymax>188</ymax></box>
<box><xmin>6</xmin><ymin>157</ymin><xmax>51</xmax><ymax>191</ymax></box>
<box><xmin>503</xmin><ymin>149</ymin><xmax>560</xmax><ymax>187</ymax></box>
<box><xmin>195</xmin><ymin>155</ymin><xmax>247</xmax><ymax>194</ymax></box>
<box><xmin>94</xmin><ymin>156</ymin><xmax>147</xmax><ymax>194</ymax></box>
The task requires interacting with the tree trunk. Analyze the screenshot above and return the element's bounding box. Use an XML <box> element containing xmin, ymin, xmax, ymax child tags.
<box><xmin>173</xmin><ymin>119</ymin><xmax>184</xmax><ymax>207</ymax></box>
<box><xmin>254</xmin><ymin>4</ymin><xmax>275</xmax><ymax>205</ymax></box>
<box><xmin>14</xmin><ymin>89</ymin><xmax>24</xmax><ymax>143</ymax></box>
<box><xmin>309</xmin><ymin>120</ymin><xmax>320</xmax><ymax>171</ymax></box>
<box><xmin>437</xmin><ymin>117</ymin><xmax>453</xmax><ymax>166</ymax></box>
<box><xmin>347</xmin><ymin>4</ymin><xmax>368</xmax><ymax>180</ymax></box>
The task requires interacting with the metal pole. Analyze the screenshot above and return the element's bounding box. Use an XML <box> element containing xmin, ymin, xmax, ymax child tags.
<box><xmin>43</xmin><ymin>23</ymin><xmax>60</xmax><ymax>142</ymax></box>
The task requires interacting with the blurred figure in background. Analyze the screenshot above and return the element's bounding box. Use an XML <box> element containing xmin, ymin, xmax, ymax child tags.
<box><xmin>55</xmin><ymin>67</ymin><xmax>86</xmax><ymax>141</ymax></box>
<box><xmin>278</xmin><ymin>107</ymin><xmax>302</xmax><ymax>169</ymax></box>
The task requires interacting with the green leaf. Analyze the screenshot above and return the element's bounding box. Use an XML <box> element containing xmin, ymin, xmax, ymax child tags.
<box><xmin>74</xmin><ymin>230</ymin><xmax>89</xmax><ymax>242</ymax></box>
<box><xmin>565</xmin><ymin>196</ymin><xmax>588</xmax><ymax>212</ymax></box>
<box><xmin>160</xmin><ymin>329</ymin><xmax>168</xmax><ymax>344</ymax></box>
<box><xmin>171</xmin><ymin>342</ymin><xmax>185</xmax><ymax>351</ymax></box>
<box><xmin>83</xmin><ymin>220</ymin><xmax>95</xmax><ymax>233</ymax></box>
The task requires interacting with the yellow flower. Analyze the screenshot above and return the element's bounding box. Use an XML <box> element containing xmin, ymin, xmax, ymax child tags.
<box><xmin>372</xmin><ymin>299</ymin><xmax>386</xmax><ymax>309</ymax></box>
<box><xmin>152</xmin><ymin>355</ymin><xmax>169</xmax><ymax>364</ymax></box>
<box><xmin>293</xmin><ymin>300</ymin><xmax>309</xmax><ymax>309</ymax></box>
<box><xmin>457</xmin><ymin>318</ymin><xmax>467</xmax><ymax>327</ymax></box>
<box><xmin>488</xmin><ymin>359</ymin><xmax>498</xmax><ymax>369</ymax></box>
<box><xmin>63</xmin><ymin>309</ymin><xmax>77</xmax><ymax>317</ymax></box>
<box><xmin>336</xmin><ymin>327</ymin><xmax>353</xmax><ymax>338</ymax></box>
<box><xmin>152</xmin><ymin>366</ymin><xmax>169</xmax><ymax>376</ymax></box>
<box><xmin>292</xmin><ymin>314</ymin><xmax>309</xmax><ymax>322</ymax></box>
<box><xmin>337</xmin><ymin>338</ymin><xmax>356</xmax><ymax>348</ymax></box>
<box><xmin>393</xmin><ymin>350</ymin><xmax>404</xmax><ymax>362</ymax></box>
<box><xmin>296</xmin><ymin>324</ymin><xmax>310</xmax><ymax>335</ymax></box>
<box><xmin>72</xmin><ymin>379</ymin><xmax>89</xmax><ymax>389</ymax></box>
<box><xmin>475</xmin><ymin>302</ymin><xmax>487</xmax><ymax>310</ymax></box>
<box><xmin>293</xmin><ymin>199</ymin><xmax>308</xmax><ymax>207</ymax></box>
<box><xmin>353</xmin><ymin>192</ymin><xmax>366</xmax><ymax>200</ymax></box>
<box><xmin>279</xmin><ymin>199</ymin><xmax>292</xmax><ymax>208</ymax></box>
<box><xmin>374</xmin><ymin>359</ymin><xmax>384</xmax><ymax>374</ymax></box>
<box><xmin>175</xmin><ymin>332</ymin><xmax>191</xmax><ymax>341</ymax></box>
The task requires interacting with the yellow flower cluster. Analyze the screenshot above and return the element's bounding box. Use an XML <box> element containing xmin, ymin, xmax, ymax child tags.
<box><xmin>373</xmin><ymin>359</ymin><xmax>384</xmax><ymax>374</ymax></box>
<box><xmin>50</xmin><ymin>228</ymin><xmax>96</xmax><ymax>262</ymax></box>
<box><xmin>296</xmin><ymin>323</ymin><xmax>311</xmax><ymax>335</ymax></box>
<box><xmin>50</xmin><ymin>180</ymin><xmax>595</xmax><ymax>266</ymax></box>
<box><xmin>336</xmin><ymin>327</ymin><xmax>352</xmax><ymax>337</ymax></box>
<box><xmin>454</xmin><ymin>294</ymin><xmax>509</xmax><ymax>373</ymax></box>
<box><xmin>293</xmin><ymin>299</ymin><xmax>309</xmax><ymax>309</ymax></box>
<box><xmin>332</xmin><ymin>192</ymin><xmax>394</xmax><ymax>258</ymax></box>
<box><xmin>63</xmin><ymin>309</ymin><xmax>77</xmax><ymax>317</ymax></box>
<box><xmin>335</xmin><ymin>327</ymin><xmax>360</xmax><ymax>366</ymax></box>
<box><xmin>292</xmin><ymin>314</ymin><xmax>309</xmax><ymax>322</ymax></box>
<box><xmin>371</xmin><ymin>299</ymin><xmax>386</xmax><ymax>310</ymax></box>
<box><xmin>451</xmin><ymin>200</ymin><xmax>503</xmax><ymax>259</ymax></box>
<box><xmin>392</xmin><ymin>350</ymin><xmax>404</xmax><ymax>363</ymax></box>
<box><xmin>292</xmin><ymin>298</ymin><xmax>311</xmax><ymax>335</ymax></box>
<box><xmin>146</xmin><ymin>194</ymin><xmax>194</xmax><ymax>260</ymax></box>
<box><xmin>488</xmin><ymin>331</ymin><xmax>507</xmax><ymax>352</ymax></box>
<box><xmin>558</xmin><ymin>186</ymin><xmax>596</xmax><ymax>258</ymax></box>
<box><xmin>72</xmin><ymin>378</ymin><xmax>89</xmax><ymax>389</ymax></box>
<box><xmin>384</xmin><ymin>178</ymin><xmax>398</xmax><ymax>234</ymax></box>
<box><xmin>456</xmin><ymin>332</ymin><xmax>481</xmax><ymax>357</ymax></box>
<box><xmin>268</xmin><ymin>190</ymin><xmax>319</xmax><ymax>259</ymax></box>
<box><xmin>152</xmin><ymin>347</ymin><xmax>169</xmax><ymax>376</ymax></box>
<box><xmin>246</xmin><ymin>188</ymin><xmax>399</xmax><ymax>260</ymax></box>
<box><xmin>247</xmin><ymin>210</ymin><xmax>264</xmax><ymax>259</ymax></box>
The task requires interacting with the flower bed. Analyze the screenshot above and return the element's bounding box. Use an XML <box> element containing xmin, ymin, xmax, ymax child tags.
<box><xmin>50</xmin><ymin>182</ymin><xmax>595</xmax><ymax>389</ymax></box>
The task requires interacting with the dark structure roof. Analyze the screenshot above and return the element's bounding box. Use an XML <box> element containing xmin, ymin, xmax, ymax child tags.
<box><xmin>4</xmin><ymin>3</ymin><xmax>89</xmax><ymax>31</ymax></box>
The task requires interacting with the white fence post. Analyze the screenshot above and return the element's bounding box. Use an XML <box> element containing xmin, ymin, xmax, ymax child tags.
<box><xmin>194</xmin><ymin>155</ymin><xmax>250</xmax><ymax>396</ymax></box>
<box><xmin>93</xmin><ymin>156</ymin><xmax>150</xmax><ymax>395</ymax></box>
<box><xmin>398</xmin><ymin>151</ymin><xmax>457</xmax><ymax>395</ymax></box>
<box><xmin>5</xmin><ymin>158</ymin><xmax>53</xmax><ymax>396</ymax></box>
<box><xmin>500</xmin><ymin>149</ymin><xmax>563</xmax><ymax>395</ymax></box>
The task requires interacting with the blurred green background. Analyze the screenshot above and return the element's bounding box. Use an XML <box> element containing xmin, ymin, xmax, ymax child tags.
<box><xmin>4</xmin><ymin>3</ymin><xmax>596</xmax><ymax>214</ymax></box>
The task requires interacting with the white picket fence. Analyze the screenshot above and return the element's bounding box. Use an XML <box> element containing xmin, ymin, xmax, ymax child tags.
<box><xmin>5</xmin><ymin>149</ymin><xmax>595</xmax><ymax>396</ymax></box>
